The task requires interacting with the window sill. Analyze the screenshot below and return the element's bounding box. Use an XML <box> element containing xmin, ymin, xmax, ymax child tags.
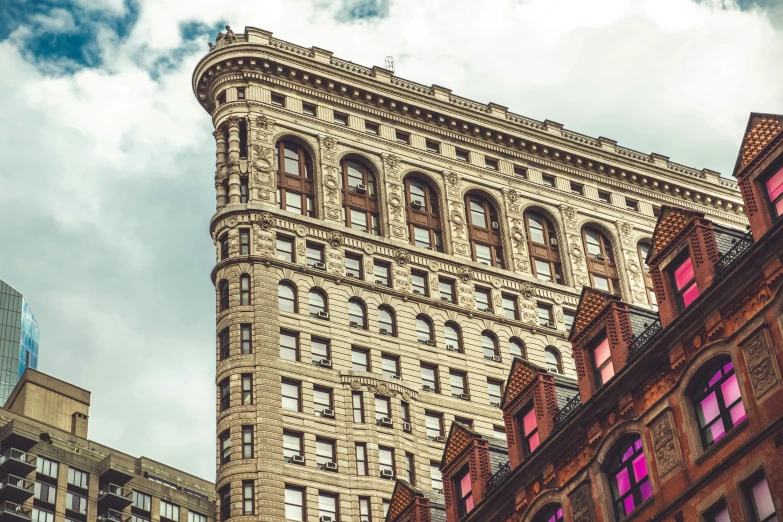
<box><xmin>694</xmin><ymin>419</ymin><xmax>749</xmax><ymax>466</ymax></box>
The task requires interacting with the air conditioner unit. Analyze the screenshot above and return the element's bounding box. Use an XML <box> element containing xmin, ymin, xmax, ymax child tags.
<box><xmin>376</xmin><ymin>279</ymin><xmax>387</xmax><ymax>285</ymax></box>
<box><xmin>426</xmin><ymin>340</ymin><xmax>435</xmax><ymax>346</ymax></box>
<box><xmin>479</xmin><ymin>260</ymin><xmax>490</xmax><ymax>266</ymax></box>
<box><xmin>391</xmin><ymin>375</ymin><xmax>400</xmax><ymax>380</ymax></box>
<box><xmin>546</xmin><ymin>321</ymin><xmax>556</xmax><ymax>328</ymax></box>
<box><xmin>355</xmin><ymin>184</ymin><xmax>367</xmax><ymax>193</ymax></box>
<box><xmin>441</xmin><ymin>297</ymin><xmax>450</xmax><ymax>302</ymax></box>
<box><xmin>324</xmin><ymin>461</ymin><xmax>338</xmax><ymax>471</ymax></box>
<box><xmin>491</xmin><ymin>221</ymin><xmax>500</xmax><ymax>230</ymax></box>
<box><xmin>446</xmin><ymin>344</ymin><xmax>458</xmax><ymax>351</ymax></box>
<box><xmin>422</xmin><ymin>385</ymin><xmax>432</xmax><ymax>392</ymax></box>
<box><xmin>413</xmin><ymin>289</ymin><xmax>423</xmax><ymax>295</ymax></box>
<box><xmin>313</xmin><ymin>261</ymin><xmax>326</xmax><ymax>269</ymax></box>
<box><xmin>379</xmin><ymin>328</ymin><xmax>390</xmax><ymax>335</ymax></box>
<box><xmin>459</xmin><ymin>393</ymin><xmax>471</xmax><ymax>401</ymax></box>
<box><xmin>350</xmin><ymin>321</ymin><xmax>359</xmax><ymax>328</ymax></box>
<box><xmin>319</xmin><ymin>358</ymin><xmax>332</xmax><ymax>368</ymax></box>
<box><xmin>321</xmin><ymin>408</ymin><xmax>335</xmax><ymax>418</ymax></box>
<box><xmin>490</xmin><ymin>401</ymin><xmax>501</xmax><ymax>408</ymax></box>
<box><xmin>433</xmin><ymin>489</ymin><xmax>443</xmax><ymax>494</ymax></box>
<box><xmin>290</xmin><ymin>455</ymin><xmax>305</xmax><ymax>465</ymax></box>
<box><xmin>379</xmin><ymin>417</ymin><xmax>393</xmax><ymax>427</ymax></box>
<box><xmin>380</xmin><ymin>469</ymin><xmax>394</xmax><ymax>479</ymax></box>
<box><xmin>317</xmin><ymin>311</ymin><xmax>329</xmax><ymax>319</ymax></box>
<box><xmin>595</xmin><ymin>253</ymin><xmax>605</xmax><ymax>261</ymax></box>
<box><xmin>411</xmin><ymin>199</ymin><xmax>424</xmax><ymax>209</ymax></box>
<box><xmin>319</xmin><ymin>516</ymin><xmax>334</xmax><ymax>522</ymax></box>
<box><xmin>491</xmin><ymin>355</ymin><xmax>502</xmax><ymax>363</ymax></box>
<box><xmin>550</xmin><ymin>237</ymin><xmax>558</xmax><ymax>246</ymax></box>
<box><xmin>402</xmin><ymin>421</ymin><xmax>411</xmax><ymax>432</ymax></box>
<box><xmin>482</xmin><ymin>307</ymin><xmax>492</xmax><ymax>313</ymax></box>
<box><xmin>434</xmin><ymin>436</ymin><xmax>446</xmax><ymax>443</ymax></box>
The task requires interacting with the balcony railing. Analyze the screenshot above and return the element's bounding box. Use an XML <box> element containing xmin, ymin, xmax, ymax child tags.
<box><xmin>627</xmin><ymin>319</ymin><xmax>663</xmax><ymax>361</ymax></box>
<box><xmin>98</xmin><ymin>509</ymin><xmax>129</xmax><ymax>522</ymax></box>
<box><xmin>98</xmin><ymin>484</ymin><xmax>132</xmax><ymax>509</ymax></box>
<box><xmin>0</xmin><ymin>474</ymin><xmax>34</xmax><ymax>503</ymax></box>
<box><xmin>0</xmin><ymin>451</ymin><xmax>36</xmax><ymax>476</ymax></box>
<box><xmin>486</xmin><ymin>461</ymin><xmax>511</xmax><ymax>491</ymax></box>
<box><xmin>552</xmin><ymin>394</ymin><xmax>582</xmax><ymax>434</ymax></box>
<box><xmin>715</xmin><ymin>230</ymin><xmax>754</xmax><ymax>278</ymax></box>
<box><xmin>0</xmin><ymin>501</ymin><xmax>31</xmax><ymax>522</ymax></box>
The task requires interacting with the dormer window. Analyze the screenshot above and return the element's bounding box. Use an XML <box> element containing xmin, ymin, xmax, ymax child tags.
<box><xmin>518</xmin><ymin>404</ymin><xmax>539</xmax><ymax>456</ymax></box>
<box><xmin>765</xmin><ymin>166</ymin><xmax>783</xmax><ymax>219</ymax></box>
<box><xmin>455</xmin><ymin>466</ymin><xmax>474</xmax><ymax>517</ymax></box>
<box><xmin>672</xmin><ymin>254</ymin><xmax>699</xmax><ymax>309</ymax></box>
<box><xmin>593</xmin><ymin>336</ymin><xmax>615</xmax><ymax>387</ymax></box>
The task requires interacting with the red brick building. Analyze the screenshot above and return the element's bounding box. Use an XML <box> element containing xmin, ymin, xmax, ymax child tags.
<box><xmin>385</xmin><ymin>114</ymin><xmax>783</xmax><ymax>522</ymax></box>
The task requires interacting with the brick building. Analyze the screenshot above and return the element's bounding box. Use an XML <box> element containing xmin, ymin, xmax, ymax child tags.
<box><xmin>192</xmin><ymin>26</ymin><xmax>748</xmax><ymax>522</ymax></box>
<box><xmin>387</xmin><ymin>113</ymin><xmax>783</xmax><ymax>522</ymax></box>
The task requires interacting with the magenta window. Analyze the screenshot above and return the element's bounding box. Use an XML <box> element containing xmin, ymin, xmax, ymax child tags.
<box><xmin>534</xmin><ymin>504</ymin><xmax>565</xmax><ymax>522</ymax></box>
<box><xmin>610</xmin><ymin>436</ymin><xmax>651</xmax><ymax>520</ymax></box>
<box><xmin>593</xmin><ymin>337</ymin><xmax>615</xmax><ymax>386</ymax></box>
<box><xmin>455</xmin><ymin>466</ymin><xmax>474</xmax><ymax>517</ymax></box>
<box><xmin>673</xmin><ymin>256</ymin><xmax>699</xmax><ymax>308</ymax></box>
<box><xmin>766</xmin><ymin>166</ymin><xmax>783</xmax><ymax>219</ymax></box>
<box><xmin>694</xmin><ymin>360</ymin><xmax>746</xmax><ymax>449</ymax></box>
<box><xmin>520</xmin><ymin>405</ymin><xmax>540</xmax><ymax>456</ymax></box>
<box><xmin>749</xmin><ymin>475</ymin><xmax>778</xmax><ymax>522</ymax></box>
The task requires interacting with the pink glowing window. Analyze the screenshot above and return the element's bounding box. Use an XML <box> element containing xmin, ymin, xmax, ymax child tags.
<box><xmin>456</xmin><ymin>467</ymin><xmax>473</xmax><ymax>516</ymax></box>
<box><xmin>673</xmin><ymin>256</ymin><xmax>699</xmax><ymax>309</ymax></box>
<box><xmin>767</xmin><ymin>167</ymin><xmax>783</xmax><ymax>219</ymax></box>
<box><xmin>749</xmin><ymin>475</ymin><xmax>777</xmax><ymax>522</ymax></box>
<box><xmin>520</xmin><ymin>406</ymin><xmax>540</xmax><ymax>456</ymax></box>
<box><xmin>611</xmin><ymin>437</ymin><xmax>651</xmax><ymax>520</ymax></box>
<box><xmin>536</xmin><ymin>505</ymin><xmax>565</xmax><ymax>522</ymax></box>
<box><xmin>593</xmin><ymin>337</ymin><xmax>615</xmax><ymax>386</ymax></box>
<box><xmin>694</xmin><ymin>360</ymin><xmax>746</xmax><ymax>449</ymax></box>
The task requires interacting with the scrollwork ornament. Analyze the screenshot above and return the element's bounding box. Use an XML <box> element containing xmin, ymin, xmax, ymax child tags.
<box><xmin>328</xmin><ymin>231</ymin><xmax>344</xmax><ymax>249</ymax></box>
<box><xmin>511</xmin><ymin>227</ymin><xmax>526</xmax><ymax>245</ymax></box>
<box><xmin>384</xmin><ymin>153</ymin><xmax>400</xmax><ymax>170</ymax></box>
<box><xmin>743</xmin><ymin>329</ymin><xmax>778</xmax><ymax>398</ymax></box>
<box><xmin>519</xmin><ymin>282</ymin><xmax>535</xmax><ymax>300</ymax></box>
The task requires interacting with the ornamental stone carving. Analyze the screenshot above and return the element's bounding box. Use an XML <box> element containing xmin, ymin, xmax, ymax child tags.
<box><xmin>328</xmin><ymin>231</ymin><xmax>344</xmax><ymax>249</ymax></box>
<box><xmin>651</xmin><ymin>413</ymin><xmax>680</xmax><ymax>477</ymax></box>
<box><xmin>742</xmin><ymin>328</ymin><xmax>779</xmax><ymax>399</ymax></box>
<box><xmin>258</xmin><ymin>212</ymin><xmax>274</xmax><ymax>231</ymax></box>
<box><xmin>394</xmin><ymin>249</ymin><xmax>409</xmax><ymax>266</ymax></box>
<box><xmin>568</xmin><ymin>481</ymin><xmax>594</xmax><ymax>522</ymax></box>
<box><xmin>457</xmin><ymin>266</ymin><xmax>473</xmax><ymax>283</ymax></box>
<box><xmin>319</xmin><ymin>135</ymin><xmax>338</xmax><ymax>164</ymax></box>
<box><xmin>561</xmin><ymin>204</ymin><xmax>577</xmax><ymax>230</ymax></box>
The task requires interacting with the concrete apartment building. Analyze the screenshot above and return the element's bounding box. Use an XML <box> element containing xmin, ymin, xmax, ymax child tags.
<box><xmin>191</xmin><ymin>26</ymin><xmax>747</xmax><ymax>522</ymax></box>
<box><xmin>0</xmin><ymin>369</ymin><xmax>215</xmax><ymax>522</ymax></box>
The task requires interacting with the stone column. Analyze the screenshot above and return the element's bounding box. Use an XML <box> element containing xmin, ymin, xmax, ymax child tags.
<box><xmin>249</xmin><ymin>113</ymin><xmax>276</xmax><ymax>206</ymax></box>
<box><xmin>214</xmin><ymin>128</ymin><xmax>228</xmax><ymax>210</ymax></box>
<box><xmin>441</xmin><ymin>170</ymin><xmax>471</xmax><ymax>261</ymax></box>
<box><xmin>382</xmin><ymin>152</ymin><xmax>409</xmax><ymax>242</ymax></box>
<box><xmin>615</xmin><ymin>221</ymin><xmax>645</xmax><ymax>305</ymax></box>
<box><xmin>318</xmin><ymin>134</ymin><xmax>344</xmax><ymax>225</ymax></box>
<box><xmin>227</xmin><ymin>116</ymin><xmax>241</xmax><ymax>205</ymax></box>
<box><xmin>560</xmin><ymin>204</ymin><xmax>590</xmax><ymax>290</ymax></box>
<box><xmin>503</xmin><ymin>188</ymin><xmax>532</xmax><ymax>275</ymax></box>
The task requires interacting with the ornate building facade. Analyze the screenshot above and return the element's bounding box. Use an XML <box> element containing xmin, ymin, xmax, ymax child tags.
<box><xmin>192</xmin><ymin>26</ymin><xmax>746</xmax><ymax>522</ymax></box>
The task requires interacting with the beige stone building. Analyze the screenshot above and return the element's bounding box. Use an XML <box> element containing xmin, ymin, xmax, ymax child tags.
<box><xmin>0</xmin><ymin>369</ymin><xmax>215</xmax><ymax>522</ymax></box>
<box><xmin>191</xmin><ymin>26</ymin><xmax>746</xmax><ymax>522</ymax></box>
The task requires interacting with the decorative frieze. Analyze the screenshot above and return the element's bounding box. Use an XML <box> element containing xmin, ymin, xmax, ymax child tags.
<box><xmin>742</xmin><ymin>328</ymin><xmax>779</xmax><ymax>399</ymax></box>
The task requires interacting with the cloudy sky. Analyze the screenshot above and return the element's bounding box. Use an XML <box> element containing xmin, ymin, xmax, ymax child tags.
<box><xmin>1</xmin><ymin>0</ymin><xmax>782</xmax><ymax>480</ymax></box>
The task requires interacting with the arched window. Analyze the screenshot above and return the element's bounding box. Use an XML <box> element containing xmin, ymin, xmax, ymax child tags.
<box><xmin>509</xmin><ymin>338</ymin><xmax>526</xmax><ymax>359</ymax></box>
<box><xmin>218</xmin><ymin>280</ymin><xmax>229</xmax><ymax>312</ymax></box>
<box><xmin>404</xmin><ymin>176</ymin><xmax>443</xmax><ymax>251</ymax></box>
<box><xmin>692</xmin><ymin>358</ymin><xmax>746</xmax><ymax>449</ymax></box>
<box><xmin>240</xmin><ymin>275</ymin><xmax>251</xmax><ymax>305</ymax></box>
<box><xmin>340</xmin><ymin>159</ymin><xmax>379</xmax><ymax>235</ymax></box>
<box><xmin>608</xmin><ymin>436</ymin><xmax>652</xmax><ymax>520</ymax></box>
<box><xmin>278</xmin><ymin>281</ymin><xmax>297</xmax><ymax>313</ymax></box>
<box><xmin>637</xmin><ymin>241</ymin><xmax>656</xmax><ymax>306</ymax></box>
<box><xmin>482</xmin><ymin>332</ymin><xmax>499</xmax><ymax>360</ymax></box>
<box><xmin>348</xmin><ymin>298</ymin><xmax>367</xmax><ymax>329</ymax></box>
<box><xmin>275</xmin><ymin>139</ymin><xmax>315</xmax><ymax>217</ymax></box>
<box><xmin>582</xmin><ymin>227</ymin><xmax>620</xmax><ymax>295</ymax></box>
<box><xmin>533</xmin><ymin>504</ymin><xmax>565</xmax><ymax>522</ymax></box>
<box><xmin>309</xmin><ymin>288</ymin><xmax>327</xmax><ymax>318</ymax></box>
<box><xmin>444</xmin><ymin>322</ymin><xmax>462</xmax><ymax>352</ymax></box>
<box><xmin>378</xmin><ymin>305</ymin><xmax>396</xmax><ymax>336</ymax></box>
<box><xmin>416</xmin><ymin>315</ymin><xmax>434</xmax><ymax>344</ymax></box>
<box><xmin>465</xmin><ymin>193</ymin><xmax>504</xmax><ymax>268</ymax></box>
<box><xmin>545</xmin><ymin>348</ymin><xmax>562</xmax><ymax>374</ymax></box>
<box><xmin>525</xmin><ymin>211</ymin><xmax>563</xmax><ymax>284</ymax></box>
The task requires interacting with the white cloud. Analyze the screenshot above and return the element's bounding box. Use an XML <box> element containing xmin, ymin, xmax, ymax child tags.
<box><xmin>30</xmin><ymin>8</ymin><xmax>77</xmax><ymax>33</ymax></box>
<box><xmin>1</xmin><ymin>0</ymin><xmax>782</xmax><ymax>480</ymax></box>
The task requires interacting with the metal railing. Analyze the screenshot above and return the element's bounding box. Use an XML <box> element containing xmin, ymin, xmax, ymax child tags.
<box><xmin>0</xmin><ymin>474</ymin><xmax>33</xmax><ymax>492</ymax></box>
<box><xmin>552</xmin><ymin>394</ymin><xmax>583</xmax><ymax>433</ymax></box>
<box><xmin>99</xmin><ymin>484</ymin><xmax>131</xmax><ymax>500</ymax></box>
<box><xmin>626</xmin><ymin>319</ymin><xmax>663</xmax><ymax>361</ymax></box>
<box><xmin>0</xmin><ymin>450</ymin><xmax>35</xmax><ymax>468</ymax></box>
<box><xmin>715</xmin><ymin>230</ymin><xmax>754</xmax><ymax>278</ymax></box>
<box><xmin>0</xmin><ymin>501</ymin><xmax>31</xmax><ymax>519</ymax></box>
<box><xmin>486</xmin><ymin>461</ymin><xmax>511</xmax><ymax>490</ymax></box>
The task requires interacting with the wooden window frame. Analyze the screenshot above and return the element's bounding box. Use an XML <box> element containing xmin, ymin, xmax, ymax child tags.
<box><xmin>465</xmin><ymin>194</ymin><xmax>504</xmax><ymax>268</ymax></box>
<box><xmin>404</xmin><ymin>176</ymin><xmax>443</xmax><ymax>252</ymax></box>
<box><xmin>582</xmin><ymin>227</ymin><xmax>620</xmax><ymax>296</ymax></box>
<box><xmin>341</xmin><ymin>159</ymin><xmax>379</xmax><ymax>234</ymax></box>
<box><xmin>276</xmin><ymin>140</ymin><xmax>315</xmax><ymax>217</ymax></box>
<box><xmin>525</xmin><ymin>211</ymin><xmax>563</xmax><ymax>284</ymax></box>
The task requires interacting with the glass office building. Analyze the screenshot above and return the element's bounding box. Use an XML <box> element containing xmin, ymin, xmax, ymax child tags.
<box><xmin>0</xmin><ymin>279</ymin><xmax>39</xmax><ymax>404</ymax></box>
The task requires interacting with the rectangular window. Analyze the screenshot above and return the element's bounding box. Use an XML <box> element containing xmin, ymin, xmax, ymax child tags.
<box><xmin>455</xmin><ymin>416</ymin><xmax>473</xmax><ymax>429</ymax></box>
<box><xmin>626</xmin><ymin>198</ymin><xmax>639</xmax><ymax>212</ymax></box>
<box><xmin>395</xmin><ymin>130</ymin><xmax>410</xmax><ymax>144</ymax></box>
<box><xmin>450</xmin><ymin>370</ymin><xmax>468</xmax><ymax>398</ymax></box>
<box><xmin>220</xmin><ymin>430</ymin><xmax>231</xmax><ymax>464</ymax></box>
<box><xmin>355</xmin><ymin>443</ymin><xmax>368</xmax><ymax>475</ymax></box>
<box><xmin>283</xmin><ymin>430</ymin><xmax>302</xmax><ymax>460</ymax></box>
<box><xmin>563</xmin><ymin>309</ymin><xmax>575</xmax><ymax>331</ymax></box>
<box><xmin>220</xmin><ymin>379</ymin><xmax>230</xmax><ymax>411</ymax></box>
<box><xmin>372</xmin><ymin>260</ymin><xmax>391</xmax><ymax>286</ymax></box>
<box><xmin>334</xmin><ymin>112</ymin><xmax>348</xmax><ymax>126</ymax></box>
<box><xmin>242</xmin><ymin>374</ymin><xmax>253</xmax><ymax>405</ymax></box>
<box><xmin>345</xmin><ymin>253</ymin><xmax>363</xmax><ymax>279</ymax></box>
<box><xmin>352</xmin><ymin>348</ymin><xmax>370</xmax><ymax>372</ymax></box>
<box><xmin>421</xmin><ymin>363</ymin><xmax>439</xmax><ymax>392</ymax></box>
<box><xmin>488</xmin><ymin>379</ymin><xmax>503</xmax><ymax>407</ymax></box>
<box><xmin>236</xmin><ymin>88</ymin><xmax>245</xmax><ymax>101</ymax></box>
<box><xmin>314</xmin><ymin>386</ymin><xmax>333</xmax><ymax>416</ymax></box>
<box><xmin>514</xmin><ymin>165</ymin><xmax>528</xmax><ymax>178</ymax></box>
<box><xmin>219</xmin><ymin>486</ymin><xmax>230</xmax><ymax>522</ymax></box>
<box><xmin>598</xmin><ymin>190</ymin><xmax>611</xmax><ymax>203</ymax></box>
<box><xmin>318</xmin><ymin>492</ymin><xmax>339</xmax><ymax>520</ymax></box>
<box><xmin>425</xmin><ymin>411</ymin><xmax>443</xmax><ymax>439</ymax></box>
<box><xmin>455</xmin><ymin>466</ymin><xmax>474</xmax><ymax>517</ymax></box>
<box><xmin>316</xmin><ymin>438</ymin><xmax>335</xmax><ymax>467</ymax></box>
<box><xmin>537</xmin><ymin>303</ymin><xmax>554</xmax><ymax>327</ymax></box>
<box><xmin>365</xmin><ymin>121</ymin><xmax>379</xmax><ymax>135</ymax></box>
<box><xmin>502</xmin><ymin>294</ymin><xmax>518</xmax><ymax>319</ymax></box>
<box><xmin>220</xmin><ymin>233</ymin><xmax>229</xmax><ymax>260</ymax></box>
<box><xmin>404</xmin><ymin>453</ymin><xmax>415</xmax><ymax>485</ymax></box>
<box><xmin>401</xmin><ymin>401</ymin><xmax>411</xmax><ymax>423</ymax></box>
<box><xmin>242</xmin><ymin>426</ymin><xmax>253</xmax><ymax>459</ymax></box>
<box><xmin>430</xmin><ymin>462</ymin><xmax>443</xmax><ymax>491</ymax></box>
<box><xmin>67</xmin><ymin>467</ymin><xmax>89</xmax><ymax>489</ymax></box>
<box><xmin>241</xmin><ymin>324</ymin><xmax>252</xmax><ymax>354</ymax></box>
<box><xmin>219</xmin><ymin>328</ymin><xmax>229</xmax><ymax>360</ymax></box>
<box><xmin>160</xmin><ymin>501</ymin><xmax>180</xmax><ymax>521</ymax></box>
<box><xmin>439</xmin><ymin>278</ymin><xmax>455</xmax><ymax>303</ymax></box>
<box><xmin>485</xmin><ymin>157</ymin><xmax>498</xmax><ymax>170</ymax></box>
<box><xmin>239</xmin><ymin>176</ymin><xmax>248</xmax><ymax>203</ymax></box>
<box><xmin>282</xmin><ymin>379</ymin><xmax>301</xmax><ymax>412</ymax></box>
<box><xmin>746</xmin><ymin>474</ymin><xmax>777</xmax><ymax>522</ymax></box>
<box><xmin>570</xmin><ymin>182</ymin><xmax>584</xmax><ymax>195</ymax></box>
<box><xmin>704</xmin><ymin>501</ymin><xmax>730</xmax><ymax>522</ymax></box>
<box><xmin>411</xmin><ymin>270</ymin><xmax>428</xmax><ymax>296</ymax></box>
<box><xmin>475</xmin><ymin>287</ymin><xmax>492</xmax><ymax>312</ymax></box>
<box><xmin>242</xmin><ymin>481</ymin><xmax>254</xmax><ymax>515</ymax></box>
<box><xmin>426</xmin><ymin>140</ymin><xmax>440</xmax><ymax>153</ymax></box>
<box><xmin>653</xmin><ymin>206</ymin><xmax>661</xmax><ymax>218</ymax></box>
<box><xmin>311</xmin><ymin>338</ymin><xmax>330</xmax><ymax>364</ymax></box>
<box><xmin>285</xmin><ymin>485</ymin><xmax>305</xmax><ymax>521</ymax></box>
<box><xmin>280</xmin><ymin>330</ymin><xmax>299</xmax><ymax>361</ymax></box>
<box><xmin>32</xmin><ymin>509</ymin><xmax>54</xmax><ymax>522</ymax></box>
<box><xmin>34</xmin><ymin>482</ymin><xmax>56</xmax><ymax>504</ymax></box>
<box><xmin>765</xmin><ymin>168</ymin><xmax>783</xmax><ymax>218</ymax></box>
<box><xmin>672</xmin><ymin>254</ymin><xmax>699</xmax><ymax>309</ymax></box>
<box><xmin>375</xmin><ymin>395</ymin><xmax>391</xmax><ymax>423</ymax></box>
<box><xmin>65</xmin><ymin>492</ymin><xmax>87</xmax><ymax>514</ymax></box>
<box><xmin>271</xmin><ymin>93</ymin><xmax>285</xmax><ymax>107</ymax></box>
<box><xmin>302</xmin><ymin>103</ymin><xmax>316</xmax><ymax>116</ymax></box>
<box><xmin>306</xmin><ymin>243</ymin><xmax>324</xmax><ymax>268</ymax></box>
<box><xmin>493</xmin><ymin>425</ymin><xmax>507</xmax><ymax>441</ymax></box>
<box><xmin>519</xmin><ymin>404</ymin><xmax>540</xmax><ymax>455</ymax></box>
<box><xmin>132</xmin><ymin>491</ymin><xmax>151</xmax><ymax>511</ymax></box>
<box><xmin>593</xmin><ymin>336</ymin><xmax>615</xmax><ymax>386</ymax></box>
<box><xmin>382</xmin><ymin>354</ymin><xmax>400</xmax><ymax>378</ymax></box>
<box><xmin>352</xmin><ymin>391</ymin><xmax>364</xmax><ymax>422</ymax></box>
<box><xmin>188</xmin><ymin>512</ymin><xmax>207</xmax><ymax>522</ymax></box>
<box><xmin>379</xmin><ymin>447</ymin><xmax>395</xmax><ymax>475</ymax></box>
<box><xmin>541</xmin><ymin>174</ymin><xmax>555</xmax><ymax>187</ymax></box>
<box><xmin>276</xmin><ymin>235</ymin><xmax>294</xmax><ymax>262</ymax></box>
<box><xmin>359</xmin><ymin>496</ymin><xmax>372</xmax><ymax>522</ymax></box>
<box><xmin>239</xmin><ymin>229</ymin><xmax>250</xmax><ymax>255</ymax></box>
<box><xmin>455</xmin><ymin>148</ymin><xmax>470</xmax><ymax>162</ymax></box>
<box><xmin>36</xmin><ymin>457</ymin><xmax>58</xmax><ymax>479</ymax></box>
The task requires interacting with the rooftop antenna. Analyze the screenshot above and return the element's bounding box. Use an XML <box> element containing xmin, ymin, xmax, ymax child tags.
<box><xmin>385</xmin><ymin>56</ymin><xmax>395</xmax><ymax>74</ymax></box>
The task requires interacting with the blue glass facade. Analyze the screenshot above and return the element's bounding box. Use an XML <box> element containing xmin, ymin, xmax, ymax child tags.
<box><xmin>0</xmin><ymin>279</ymin><xmax>39</xmax><ymax>404</ymax></box>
